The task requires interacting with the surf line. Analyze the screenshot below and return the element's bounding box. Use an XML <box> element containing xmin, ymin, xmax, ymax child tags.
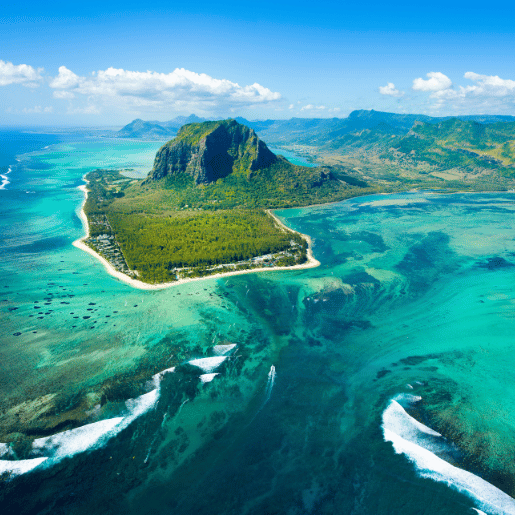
<box><xmin>382</xmin><ymin>393</ymin><xmax>515</xmax><ymax>515</ymax></box>
<box><xmin>0</xmin><ymin>166</ymin><xmax>11</xmax><ymax>190</ymax></box>
<box><xmin>0</xmin><ymin>366</ymin><xmax>176</xmax><ymax>478</ymax></box>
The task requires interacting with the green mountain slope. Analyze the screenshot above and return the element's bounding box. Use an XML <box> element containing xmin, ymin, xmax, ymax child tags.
<box><xmin>390</xmin><ymin>118</ymin><xmax>515</xmax><ymax>171</ymax></box>
<box><xmin>140</xmin><ymin>119</ymin><xmax>364</xmax><ymax>209</ymax></box>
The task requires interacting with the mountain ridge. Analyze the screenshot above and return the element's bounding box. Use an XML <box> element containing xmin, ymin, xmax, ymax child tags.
<box><xmin>116</xmin><ymin>110</ymin><xmax>515</xmax><ymax>142</ymax></box>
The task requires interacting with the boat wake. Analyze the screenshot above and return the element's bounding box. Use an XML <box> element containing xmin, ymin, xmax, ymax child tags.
<box><xmin>265</xmin><ymin>365</ymin><xmax>276</xmax><ymax>404</ymax></box>
<box><xmin>382</xmin><ymin>394</ymin><xmax>515</xmax><ymax>515</ymax></box>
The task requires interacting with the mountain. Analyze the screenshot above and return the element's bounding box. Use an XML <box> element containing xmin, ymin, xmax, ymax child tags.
<box><xmin>116</xmin><ymin>110</ymin><xmax>515</xmax><ymax>144</ymax></box>
<box><xmin>251</xmin><ymin>110</ymin><xmax>515</xmax><ymax>152</ymax></box>
<box><xmin>390</xmin><ymin>118</ymin><xmax>515</xmax><ymax>170</ymax></box>
<box><xmin>145</xmin><ymin>119</ymin><xmax>277</xmax><ymax>185</ymax></box>
<box><xmin>116</xmin><ymin>119</ymin><xmax>175</xmax><ymax>139</ymax></box>
<box><xmin>139</xmin><ymin>119</ymin><xmax>368</xmax><ymax>210</ymax></box>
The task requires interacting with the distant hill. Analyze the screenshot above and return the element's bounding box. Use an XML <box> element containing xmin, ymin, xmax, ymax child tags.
<box><xmin>116</xmin><ymin>111</ymin><xmax>515</xmax><ymax>152</ymax></box>
<box><xmin>389</xmin><ymin>118</ymin><xmax>515</xmax><ymax>171</ymax></box>
<box><xmin>116</xmin><ymin>115</ymin><xmax>209</xmax><ymax>139</ymax></box>
<box><xmin>116</xmin><ymin>119</ymin><xmax>175</xmax><ymax>139</ymax></box>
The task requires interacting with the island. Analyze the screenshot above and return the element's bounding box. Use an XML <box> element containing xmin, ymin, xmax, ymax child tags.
<box><xmin>75</xmin><ymin>119</ymin><xmax>375</xmax><ymax>287</ymax></box>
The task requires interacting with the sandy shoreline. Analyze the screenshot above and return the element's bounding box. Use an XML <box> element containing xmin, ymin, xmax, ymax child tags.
<box><xmin>73</xmin><ymin>180</ymin><xmax>320</xmax><ymax>291</ymax></box>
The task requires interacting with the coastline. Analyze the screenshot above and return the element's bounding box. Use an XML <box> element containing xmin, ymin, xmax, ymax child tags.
<box><xmin>73</xmin><ymin>180</ymin><xmax>320</xmax><ymax>291</ymax></box>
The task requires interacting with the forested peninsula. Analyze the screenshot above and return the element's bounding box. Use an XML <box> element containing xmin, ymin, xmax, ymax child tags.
<box><xmin>78</xmin><ymin>119</ymin><xmax>374</xmax><ymax>285</ymax></box>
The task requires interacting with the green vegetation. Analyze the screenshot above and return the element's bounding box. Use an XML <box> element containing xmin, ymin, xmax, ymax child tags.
<box><xmin>82</xmin><ymin>168</ymin><xmax>314</xmax><ymax>283</ymax></box>
<box><xmin>83</xmin><ymin>115</ymin><xmax>515</xmax><ymax>286</ymax></box>
<box><xmin>390</xmin><ymin>119</ymin><xmax>515</xmax><ymax>173</ymax></box>
<box><xmin>143</xmin><ymin>157</ymin><xmax>371</xmax><ymax>210</ymax></box>
<box><xmin>109</xmin><ymin>210</ymin><xmax>306</xmax><ymax>283</ymax></box>
<box><xmin>82</xmin><ymin>120</ymin><xmax>374</xmax><ymax>284</ymax></box>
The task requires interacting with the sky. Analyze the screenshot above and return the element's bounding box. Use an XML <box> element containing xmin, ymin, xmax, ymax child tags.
<box><xmin>2</xmin><ymin>0</ymin><xmax>515</xmax><ymax>126</ymax></box>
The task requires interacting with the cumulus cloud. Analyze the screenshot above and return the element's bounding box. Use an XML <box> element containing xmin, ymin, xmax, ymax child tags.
<box><xmin>379</xmin><ymin>82</ymin><xmax>404</xmax><ymax>97</ymax></box>
<box><xmin>425</xmin><ymin>72</ymin><xmax>515</xmax><ymax>111</ymax></box>
<box><xmin>301</xmin><ymin>104</ymin><xmax>326</xmax><ymax>111</ymax></box>
<box><xmin>412</xmin><ymin>72</ymin><xmax>452</xmax><ymax>92</ymax></box>
<box><xmin>462</xmin><ymin>72</ymin><xmax>515</xmax><ymax>97</ymax></box>
<box><xmin>49</xmin><ymin>66</ymin><xmax>282</xmax><ymax>114</ymax></box>
<box><xmin>0</xmin><ymin>60</ymin><xmax>43</xmax><ymax>87</ymax></box>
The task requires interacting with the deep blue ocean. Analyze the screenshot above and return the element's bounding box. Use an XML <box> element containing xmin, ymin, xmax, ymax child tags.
<box><xmin>1</xmin><ymin>130</ymin><xmax>515</xmax><ymax>514</ymax></box>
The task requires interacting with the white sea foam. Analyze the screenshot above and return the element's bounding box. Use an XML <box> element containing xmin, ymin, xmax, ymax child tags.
<box><xmin>0</xmin><ymin>174</ymin><xmax>10</xmax><ymax>190</ymax></box>
<box><xmin>1</xmin><ymin>366</ymin><xmax>174</xmax><ymax>477</ymax></box>
<box><xmin>152</xmin><ymin>366</ymin><xmax>176</xmax><ymax>387</ymax></box>
<box><xmin>32</xmin><ymin>418</ymin><xmax>124</xmax><ymax>459</ymax></box>
<box><xmin>188</xmin><ymin>356</ymin><xmax>227</xmax><ymax>373</ymax></box>
<box><xmin>0</xmin><ymin>443</ymin><xmax>10</xmax><ymax>457</ymax></box>
<box><xmin>125</xmin><ymin>389</ymin><xmax>159</xmax><ymax>421</ymax></box>
<box><xmin>212</xmin><ymin>344</ymin><xmax>237</xmax><ymax>355</ymax></box>
<box><xmin>382</xmin><ymin>397</ymin><xmax>515</xmax><ymax>515</ymax></box>
<box><xmin>200</xmin><ymin>373</ymin><xmax>219</xmax><ymax>383</ymax></box>
<box><xmin>0</xmin><ymin>457</ymin><xmax>47</xmax><ymax>475</ymax></box>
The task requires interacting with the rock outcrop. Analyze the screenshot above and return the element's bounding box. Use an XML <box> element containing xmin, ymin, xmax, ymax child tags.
<box><xmin>145</xmin><ymin>119</ymin><xmax>277</xmax><ymax>185</ymax></box>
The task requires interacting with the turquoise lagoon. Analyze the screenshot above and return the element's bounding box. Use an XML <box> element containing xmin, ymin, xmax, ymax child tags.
<box><xmin>1</xmin><ymin>133</ymin><xmax>515</xmax><ymax>514</ymax></box>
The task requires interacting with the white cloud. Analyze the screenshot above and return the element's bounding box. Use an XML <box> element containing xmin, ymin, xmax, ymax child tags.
<box><xmin>413</xmin><ymin>72</ymin><xmax>515</xmax><ymax>114</ymax></box>
<box><xmin>289</xmin><ymin>103</ymin><xmax>294</xmax><ymax>109</ymax></box>
<box><xmin>0</xmin><ymin>60</ymin><xmax>43</xmax><ymax>87</ymax></box>
<box><xmin>423</xmin><ymin>72</ymin><xmax>515</xmax><ymax>112</ymax></box>
<box><xmin>21</xmin><ymin>106</ymin><xmax>53</xmax><ymax>114</ymax></box>
<box><xmin>49</xmin><ymin>66</ymin><xmax>282</xmax><ymax>114</ymax></box>
<box><xmin>301</xmin><ymin>104</ymin><xmax>326</xmax><ymax>111</ymax></box>
<box><xmin>379</xmin><ymin>82</ymin><xmax>404</xmax><ymax>97</ymax></box>
<box><xmin>53</xmin><ymin>90</ymin><xmax>75</xmax><ymax>99</ymax></box>
<box><xmin>462</xmin><ymin>72</ymin><xmax>515</xmax><ymax>97</ymax></box>
<box><xmin>412</xmin><ymin>72</ymin><xmax>452</xmax><ymax>92</ymax></box>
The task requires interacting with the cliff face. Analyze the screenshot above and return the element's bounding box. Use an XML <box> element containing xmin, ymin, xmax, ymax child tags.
<box><xmin>145</xmin><ymin>119</ymin><xmax>277</xmax><ymax>185</ymax></box>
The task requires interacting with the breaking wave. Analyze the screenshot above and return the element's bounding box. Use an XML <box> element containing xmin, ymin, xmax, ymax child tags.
<box><xmin>0</xmin><ymin>367</ymin><xmax>176</xmax><ymax>477</ymax></box>
<box><xmin>382</xmin><ymin>394</ymin><xmax>515</xmax><ymax>515</ymax></box>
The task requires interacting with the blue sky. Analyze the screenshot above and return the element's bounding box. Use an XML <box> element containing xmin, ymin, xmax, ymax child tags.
<box><xmin>2</xmin><ymin>0</ymin><xmax>515</xmax><ymax>125</ymax></box>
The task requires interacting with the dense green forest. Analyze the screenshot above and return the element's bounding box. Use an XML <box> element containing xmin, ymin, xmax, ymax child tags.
<box><xmin>109</xmin><ymin>210</ymin><xmax>306</xmax><ymax>283</ymax></box>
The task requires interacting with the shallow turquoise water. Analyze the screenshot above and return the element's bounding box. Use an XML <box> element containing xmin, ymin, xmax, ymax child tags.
<box><xmin>1</xmin><ymin>134</ymin><xmax>515</xmax><ymax>514</ymax></box>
